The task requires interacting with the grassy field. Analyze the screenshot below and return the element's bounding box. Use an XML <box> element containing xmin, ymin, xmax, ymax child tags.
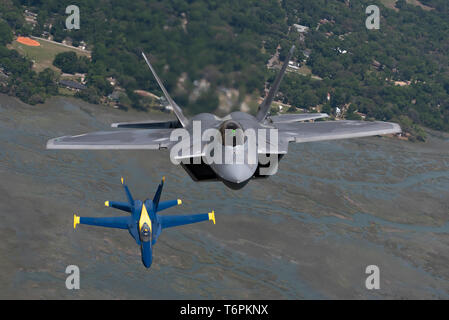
<box><xmin>287</xmin><ymin>64</ymin><xmax>323</xmax><ymax>80</ymax></box>
<box><xmin>57</xmin><ymin>87</ymin><xmax>76</xmax><ymax>96</ymax></box>
<box><xmin>8</xmin><ymin>38</ymin><xmax>90</xmax><ymax>73</ymax></box>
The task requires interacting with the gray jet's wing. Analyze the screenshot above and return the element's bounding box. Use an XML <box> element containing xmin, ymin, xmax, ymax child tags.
<box><xmin>111</xmin><ymin>120</ymin><xmax>181</xmax><ymax>129</ymax></box>
<box><xmin>277</xmin><ymin>120</ymin><xmax>401</xmax><ymax>143</ymax></box>
<box><xmin>46</xmin><ymin>128</ymin><xmax>174</xmax><ymax>150</ymax></box>
<box><xmin>269</xmin><ymin>113</ymin><xmax>329</xmax><ymax>123</ymax></box>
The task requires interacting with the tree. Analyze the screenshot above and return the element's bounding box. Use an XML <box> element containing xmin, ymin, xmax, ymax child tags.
<box><xmin>53</xmin><ymin>52</ymin><xmax>79</xmax><ymax>74</ymax></box>
<box><xmin>0</xmin><ymin>21</ymin><xmax>13</xmax><ymax>45</ymax></box>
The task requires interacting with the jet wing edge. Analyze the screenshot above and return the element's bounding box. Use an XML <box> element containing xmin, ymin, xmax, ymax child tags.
<box><xmin>287</xmin><ymin>123</ymin><xmax>401</xmax><ymax>143</ymax></box>
<box><xmin>46</xmin><ymin>137</ymin><xmax>164</xmax><ymax>150</ymax></box>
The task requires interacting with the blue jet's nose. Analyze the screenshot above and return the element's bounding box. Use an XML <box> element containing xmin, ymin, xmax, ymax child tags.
<box><xmin>141</xmin><ymin>242</ymin><xmax>153</xmax><ymax>268</ymax></box>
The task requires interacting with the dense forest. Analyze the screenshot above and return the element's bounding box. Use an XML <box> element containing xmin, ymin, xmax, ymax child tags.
<box><xmin>1</xmin><ymin>0</ymin><xmax>449</xmax><ymax>140</ymax></box>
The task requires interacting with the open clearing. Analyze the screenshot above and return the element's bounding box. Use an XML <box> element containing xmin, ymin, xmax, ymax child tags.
<box><xmin>380</xmin><ymin>0</ymin><xmax>434</xmax><ymax>11</ymax></box>
<box><xmin>8</xmin><ymin>37</ymin><xmax>91</xmax><ymax>73</ymax></box>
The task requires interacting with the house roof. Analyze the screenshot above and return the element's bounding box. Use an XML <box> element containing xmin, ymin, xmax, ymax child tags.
<box><xmin>59</xmin><ymin>80</ymin><xmax>86</xmax><ymax>90</ymax></box>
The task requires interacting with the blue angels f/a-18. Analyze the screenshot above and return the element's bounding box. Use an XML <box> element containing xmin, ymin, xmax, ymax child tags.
<box><xmin>48</xmin><ymin>46</ymin><xmax>401</xmax><ymax>190</ymax></box>
<box><xmin>73</xmin><ymin>177</ymin><xmax>215</xmax><ymax>268</ymax></box>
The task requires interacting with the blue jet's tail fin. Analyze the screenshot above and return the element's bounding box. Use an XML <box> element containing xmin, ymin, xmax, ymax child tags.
<box><xmin>120</xmin><ymin>177</ymin><xmax>134</xmax><ymax>205</ymax></box>
<box><xmin>152</xmin><ymin>176</ymin><xmax>165</xmax><ymax>211</ymax></box>
<box><xmin>101</xmin><ymin>178</ymin><xmax>133</xmax><ymax>213</ymax></box>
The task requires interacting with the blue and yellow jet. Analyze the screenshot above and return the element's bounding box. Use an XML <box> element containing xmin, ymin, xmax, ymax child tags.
<box><xmin>73</xmin><ymin>177</ymin><xmax>215</xmax><ymax>268</ymax></box>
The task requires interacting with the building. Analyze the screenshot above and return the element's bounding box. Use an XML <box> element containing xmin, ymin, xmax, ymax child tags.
<box><xmin>302</xmin><ymin>49</ymin><xmax>312</xmax><ymax>62</ymax></box>
<box><xmin>293</xmin><ymin>24</ymin><xmax>309</xmax><ymax>33</ymax></box>
<box><xmin>336</xmin><ymin>107</ymin><xmax>341</xmax><ymax>117</ymax></box>
<box><xmin>288</xmin><ymin>60</ymin><xmax>300</xmax><ymax>70</ymax></box>
<box><xmin>59</xmin><ymin>80</ymin><xmax>86</xmax><ymax>91</ymax></box>
<box><xmin>394</xmin><ymin>81</ymin><xmax>411</xmax><ymax>87</ymax></box>
<box><xmin>78</xmin><ymin>41</ymin><xmax>87</xmax><ymax>50</ymax></box>
<box><xmin>372</xmin><ymin>60</ymin><xmax>382</xmax><ymax>70</ymax></box>
<box><xmin>107</xmin><ymin>77</ymin><xmax>117</xmax><ymax>86</ymax></box>
<box><xmin>0</xmin><ymin>70</ymin><xmax>9</xmax><ymax>84</ymax></box>
<box><xmin>24</xmin><ymin>10</ymin><xmax>38</xmax><ymax>27</ymax></box>
<box><xmin>108</xmin><ymin>90</ymin><xmax>122</xmax><ymax>102</ymax></box>
<box><xmin>74</xmin><ymin>73</ymin><xmax>87</xmax><ymax>84</ymax></box>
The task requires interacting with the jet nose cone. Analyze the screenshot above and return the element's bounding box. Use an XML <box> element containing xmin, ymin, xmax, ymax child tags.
<box><xmin>216</xmin><ymin>163</ymin><xmax>257</xmax><ymax>184</ymax></box>
<box><xmin>142</xmin><ymin>254</ymin><xmax>152</xmax><ymax>268</ymax></box>
<box><xmin>143</xmin><ymin>258</ymin><xmax>152</xmax><ymax>268</ymax></box>
<box><xmin>209</xmin><ymin>144</ymin><xmax>258</xmax><ymax>183</ymax></box>
<box><xmin>141</xmin><ymin>242</ymin><xmax>153</xmax><ymax>268</ymax></box>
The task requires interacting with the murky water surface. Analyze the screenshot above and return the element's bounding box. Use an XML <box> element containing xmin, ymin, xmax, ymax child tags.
<box><xmin>0</xmin><ymin>94</ymin><xmax>448</xmax><ymax>299</ymax></box>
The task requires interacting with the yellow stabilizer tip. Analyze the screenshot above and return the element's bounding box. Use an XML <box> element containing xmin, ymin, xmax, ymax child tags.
<box><xmin>208</xmin><ymin>210</ymin><xmax>216</xmax><ymax>225</ymax></box>
<box><xmin>73</xmin><ymin>214</ymin><xmax>80</xmax><ymax>229</ymax></box>
<box><xmin>105</xmin><ymin>201</ymin><xmax>109</xmax><ymax>207</ymax></box>
<box><xmin>177</xmin><ymin>199</ymin><xmax>182</xmax><ymax>205</ymax></box>
<box><xmin>162</xmin><ymin>176</ymin><xmax>165</xmax><ymax>182</ymax></box>
<box><xmin>121</xmin><ymin>177</ymin><xmax>124</xmax><ymax>184</ymax></box>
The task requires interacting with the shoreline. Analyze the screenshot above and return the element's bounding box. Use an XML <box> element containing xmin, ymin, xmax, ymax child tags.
<box><xmin>2</xmin><ymin>92</ymin><xmax>447</xmax><ymax>144</ymax></box>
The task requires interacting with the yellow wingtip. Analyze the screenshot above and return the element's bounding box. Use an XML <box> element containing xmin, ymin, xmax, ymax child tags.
<box><xmin>105</xmin><ymin>201</ymin><xmax>109</xmax><ymax>207</ymax></box>
<box><xmin>121</xmin><ymin>177</ymin><xmax>124</xmax><ymax>184</ymax></box>
<box><xmin>208</xmin><ymin>210</ymin><xmax>215</xmax><ymax>225</ymax></box>
<box><xmin>177</xmin><ymin>199</ymin><xmax>182</xmax><ymax>205</ymax></box>
<box><xmin>73</xmin><ymin>214</ymin><xmax>80</xmax><ymax>230</ymax></box>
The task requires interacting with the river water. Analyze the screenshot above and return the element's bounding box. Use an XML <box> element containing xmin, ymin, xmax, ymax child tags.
<box><xmin>0</xmin><ymin>94</ymin><xmax>448</xmax><ymax>299</ymax></box>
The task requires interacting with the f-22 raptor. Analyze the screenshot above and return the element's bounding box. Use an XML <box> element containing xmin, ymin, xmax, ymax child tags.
<box><xmin>73</xmin><ymin>177</ymin><xmax>215</xmax><ymax>268</ymax></box>
<box><xmin>47</xmin><ymin>46</ymin><xmax>401</xmax><ymax>189</ymax></box>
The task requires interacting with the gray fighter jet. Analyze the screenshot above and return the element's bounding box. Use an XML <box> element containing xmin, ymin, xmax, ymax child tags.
<box><xmin>47</xmin><ymin>46</ymin><xmax>401</xmax><ymax>189</ymax></box>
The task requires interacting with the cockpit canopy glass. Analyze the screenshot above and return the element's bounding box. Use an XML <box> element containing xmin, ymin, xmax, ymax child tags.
<box><xmin>141</xmin><ymin>222</ymin><xmax>151</xmax><ymax>241</ymax></box>
<box><xmin>219</xmin><ymin>120</ymin><xmax>245</xmax><ymax>147</ymax></box>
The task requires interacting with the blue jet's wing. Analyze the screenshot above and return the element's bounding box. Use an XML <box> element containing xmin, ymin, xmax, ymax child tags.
<box><xmin>74</xmin><ymin>215</ymin><xmax>132</xmax><ymax>230</ymax></box>
<box><xmin>160</xmin><ymin>211</ymin><xmax>215</xmax><ymax>229</ymax></box>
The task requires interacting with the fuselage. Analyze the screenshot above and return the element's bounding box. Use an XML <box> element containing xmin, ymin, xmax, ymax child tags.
<box><xmin>173</xmin><ymin>111</ymin><xmax>281</xmax><ymax>190</ymax></box>
<box><xmin>128</xmin><ymin>200</ymin><xmax>161</xmax><ymax>268</ymax></box>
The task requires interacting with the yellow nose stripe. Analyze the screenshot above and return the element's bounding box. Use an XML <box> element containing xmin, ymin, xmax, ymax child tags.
<box><xmin>139</xmin><ymin>204</ymin><xmax>152</xmax><ymax>232</ymax></box>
